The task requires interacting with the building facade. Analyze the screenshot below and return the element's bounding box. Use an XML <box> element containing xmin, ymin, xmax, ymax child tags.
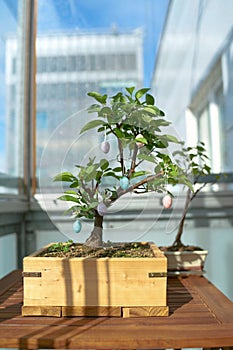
<box><xmin>6</xmin><ymin>30</ymin><xmax>143</xmax><ymax>181</ymax></box>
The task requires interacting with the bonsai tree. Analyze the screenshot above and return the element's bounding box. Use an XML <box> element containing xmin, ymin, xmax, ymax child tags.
<box><xmin>164</xmin><ymin>141</ymin><xmax>212</xmax><ymax>251</ymax></box>
<box><xmin>54</xmin><ymin>87</ymin><xmax>192</xmax><ymax>247</ymax></box>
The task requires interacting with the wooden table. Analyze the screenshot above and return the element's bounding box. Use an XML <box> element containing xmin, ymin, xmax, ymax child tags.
<box><xmin>0</xmin><ymin>270</ymin><xmax>233</xmax><ymax>349</ymax></box>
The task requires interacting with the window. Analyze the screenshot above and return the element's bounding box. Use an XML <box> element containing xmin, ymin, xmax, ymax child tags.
<box><xmin>0</xmin><ymin>0</ymin><xmax>25</xmax><ymax>190</ymax></box>
<box><xmin>191</xmin><ymin>58</ymin><xmax>231</xmax><ymax>174</ymax></box>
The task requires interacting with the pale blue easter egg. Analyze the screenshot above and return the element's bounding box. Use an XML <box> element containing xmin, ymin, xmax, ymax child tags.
<box><xmin>101</xmin><ymin>141</ymin><xmax>110</xmax><ymax>153</ymax></box>
<box><xmin>97</xmin><ymin>202</ymin><xmax>107</xmax><ymax>216</ymax></box>
<box><xmin>120</xmin><ymin>176</ymin><xmax>129</xmax><ymax>190</ymax></box>
<box><xmin>73</xmin><ymin>220</ymin><xmax>82</xmax><ymax>233</ymax></box>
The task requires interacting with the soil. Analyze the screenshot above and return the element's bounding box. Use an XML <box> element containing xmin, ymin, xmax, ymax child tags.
<box><xmin>159</xmin><ymin>244</ymin><xmax>204</xmax><ymax>252</ymax></box>
<box><xmin>37</xmin><ymin>241</ymin><xmax>155</xmax><ymax>258</ymax></box>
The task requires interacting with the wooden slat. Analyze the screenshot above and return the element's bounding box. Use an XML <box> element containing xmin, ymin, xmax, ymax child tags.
<box><xmin>0</xmin><ymin>270</ymin><xmax>22</xmax><ymax>297</ymax></box>
<box><xmin>184</xmin><ymin>275</ymin><xmax>233</xmax><ymax>323</ymax></box>
<box><xmin>122</xmin><ymin>305</ymin><xmax>169</xmax><ymax>317</ymax></box>
<box><xmin>22</xmin><ymin>306</ymin><xmax>61</xmax><ymax>317</ymax></box>
<box><xmin>22</xmin><ymin>305</ymin><xmax>169</xmax><ymax>318</ymax></box>
<box><xmin>62</xmin><ymin>305</ymin><xmax>121</xmax><ymax>317</ymax></box>
<box><xmin>68</xmin><ymin>324</ymin><xmax>233</xmax><ymax>349</ymax></box>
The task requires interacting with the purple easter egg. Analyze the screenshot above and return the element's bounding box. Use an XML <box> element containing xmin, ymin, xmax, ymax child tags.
<box><xmin>101</xmin><ymin>141</ymin><xmax>110</xmax><ymax>153</ymax></box>
<box><xmin>97</xmin><ymin>202</ymin><xmax>107</xmax><ymax>216</ymax></box>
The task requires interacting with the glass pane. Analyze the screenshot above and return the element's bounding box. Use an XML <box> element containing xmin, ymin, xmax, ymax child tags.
<box><xmin>36</xmin><ymin>0</ymin><xmax>169</xmax><ymax>190</ymax></box>
<box><xmin>0</xmin><ymin>233</ymin><xmax>17</xmax><ymax>278</ymax></box>
<box><xmin>0</xmin><ymin>0</ymin><xmax>24</xmax><ymax>194</ymax></box>
<box><xmin>152</xmin><ymin>0</ymin><xmax>233</xmax><ymax>173</ymax></box>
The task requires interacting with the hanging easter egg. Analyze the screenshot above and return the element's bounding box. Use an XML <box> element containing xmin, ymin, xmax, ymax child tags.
<box><xmin>73</xmin><ymin>219</ymin><xmax>82</xmax><ymax>233</ymax></box>
<box><xmin>135</xmin><ymin>133</ymin><xmax>144</xmax><ymax>148</ymax></box>
<box><xmin>162</xmin><ymin>194</ymin><xmax>172</xmax><ymax>209</ymax></box>
<box><xmin>120</xmin><ymin>176</ymin><xmax>129</xmax><ymax>190</ymax></box>
<box><xmin>97</xmin><ymin>202</ymin><xmax>107</xmax><ymax>216</ymax></box>
<box><xmin>101</xmin><ymin>141</ymin><xmax>110</xmax><ymax>153</ymax></box>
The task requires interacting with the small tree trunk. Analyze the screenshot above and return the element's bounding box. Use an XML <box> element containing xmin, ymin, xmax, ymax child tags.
<box><xmin>85</xmin><ymin>211</ymin><xmax>103</xmax><ymax>247</ymax></box>
<box><xmin>172</xmin><ymin>188</ymin><xmax>191</xmax><ymax>248</ymax></box>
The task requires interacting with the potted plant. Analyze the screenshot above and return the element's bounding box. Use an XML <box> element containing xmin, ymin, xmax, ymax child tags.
<box><xmin>53</xmin><ymin>87</ymin><xmax>192</xmax><ymax>247</ymax></box>
<box><xmin>160</xmin><ymin>142</ymin><xmax>212</xmax><ymax>274</ymax></box>
<box><xmin>22</xmin><ymin>87</ymin><xmax>192</xmax><ymax>317</ymax></box>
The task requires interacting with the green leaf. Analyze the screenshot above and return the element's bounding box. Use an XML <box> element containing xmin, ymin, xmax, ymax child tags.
<box><xmin>203</xmin><ymin>164</ymin><xmax>211</xmax><ymax>174</ymax></box>
<box><xmin>87</xmin><ymin>91</ymin><xmax>107</xmax><ymax>104</ymax></box>
<box><xmin>100</xmin><ymin>159</ymin><xmax>109</xmax><ymax>170</ymax></box>
<box><xmin>137</xmin><ymin>153</ymin><xmax>156</xmax><ymax>163</ymax></box>
<box><xmin>111</xmin><ymin>92</ymin><xmax>126</xmax><ymax>102</ymax></box>
<box><xmin>86</xmin><ymin>164</ymin><xmax>97</xmax><ymax>174</ymax></box>
<box><xmin>84</xmin><ymin>164</ymin><xmax>98</xmax><ymax>182</ymax></box>
<box><xmin>179</xmin><ymin>177</ymin><xmax>194</xmax><ymax>192</ymax></box>
<box><xmin>135</xmin><ymin>88</ymin><xmax>150</xmax><ymax>100</ymax></box>
<box><xmin>153</xmin><ymin>119</ymin><xmax>170</xmax><ymax>126</ymax></box>
<box><xmin>53</xmin><ymin>172</ymin><xmax>76</xmax><ymax>182</ymax></box>
<box><xmin>58</xmin><ymin>195</ymin><xmax>80</xmax><ymax>203</ymax></box>
<box><xmin>145</xmin><ymin>93</ymin><xmax>155</xmax><ymax>105</ymax></box>
<box><xmin>80</xmin><ymin>119</ymin><xmax>105</xmax><ymax>134</ymax></box>
<box><xmin>125</xmin><ymin>86</ymin><xmax>135</xmax><ymax>96</ymax></box>
<box><xmin>143</xmin><ymin>106</ymin><xmax>159</xmax><ymax>115</ymax></box>
<box><xmin>197</xmin><ymin>145</ymin><xmax>205</xmax><ymax>153</ymax></box>
<box><xmin>64</xmin><ymin>190</ymin><xmax>77</xmax><ymax>195</ymax></box>
<box><xmin>112</xmin><ymin>167</ymin><xmax>122</xmax><ymax>172</ymax></box>
<box><xmin>70</xmin><ymin>180</ymin><xmax>80</xmax><ymax>188</ymax></box>
<box><xmin>162</xmin><ymin>134</ymin><xmax>180</xmax><ymax>143</ymax></box>
<box><xmin>95</xmin><ymin>170</ymin><xmax>102</xmax><ymax>182</ymax></box>
<box><xmin>142</xmin><ymin>114</ymin><xmax>152</xmax><ymax>124</ymax></box>
<box><xmin>114</xmin><ymin>128</ymin><xmax>126</xmax><ymax>139</ymax></box>
<box><xmin>99</xmin><ymin>106</ymin><xmax>113</xmax><ymax>118</ymax></box>
<box><xmin>87</xmin><ymin>104</ymin><xmax>101</xmax><ymax>113</ymax></box>
<box><xmin>97</xmin><ymin>126</ymin><xmax>106</xmax><ymax>133</ymax></box>
<box><xmin>130</xmin><ymin>170</ymin><xmax>150</xmax><ymax>179</ymax></box>
<box><xmin>103</xmin><ymin>171</ymin><xmax>120</xmax><ymax>179</ymax></box>
<box><xmin>64</xmin><ymin>205</ymin><xmax>79</xmax><ymax>215</ymax></box>
<box><xmin>134</xmin><ymin>136</ymin><xmax>148</xmax><ymax>145</ymax></box>
<box><xmin>120</xmin><ymin>103</ymin><xmax>135</xmax><ymax>114</ymax></box>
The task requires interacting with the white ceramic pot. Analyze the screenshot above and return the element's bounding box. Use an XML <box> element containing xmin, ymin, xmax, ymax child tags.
<box><xmin>164</xmin><ymin>250</ymin><xmax>208</xmax><ymax>275</ymax></box>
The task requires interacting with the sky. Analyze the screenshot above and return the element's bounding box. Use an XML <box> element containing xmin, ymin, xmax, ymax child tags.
<box><xmin>37</xmin><ymin>0</ymin><xmax>169</xmax><ymax>86</ymax></box>
<box><xmin>0</xmin><ymin>0</ymin><xmax>169</xmax><ymax>173</ymax></box>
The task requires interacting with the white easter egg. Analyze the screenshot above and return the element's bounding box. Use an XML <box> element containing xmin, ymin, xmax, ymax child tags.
<box><xmin>135</xmin><ymin>134</ymin><xmax>144</xmax><ymax>148</ymax></box>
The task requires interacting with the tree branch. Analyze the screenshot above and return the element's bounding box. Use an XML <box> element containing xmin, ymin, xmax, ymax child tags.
<box><xmin>128</xmin><ymin>144</ymin><xmax>138</xmax><ymax>178</ymax></box>
<box><xmin>80</xmin><ymin>179</ymin><xmax>94</xmax><ymax>199</ymax></box>
<box><xmin>108</xmin><ymin>123</ymin><xmax>125</xmax><ymax>175</ymax></box>
<box><xmin>117</xmin><ymin>137</ymin><xmax>125</xmax><ymax>175</ymax></box>
<box><xmin>108</xmin><ymin>171</ymin><xmax>163</xmax><ymax>205</ymax></box>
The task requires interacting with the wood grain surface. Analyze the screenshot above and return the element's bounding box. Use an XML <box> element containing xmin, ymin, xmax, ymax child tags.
<box><xmin>0</xmin><ymin>270</ymin><xmax>233</xmax><ymax>349</ymax></box>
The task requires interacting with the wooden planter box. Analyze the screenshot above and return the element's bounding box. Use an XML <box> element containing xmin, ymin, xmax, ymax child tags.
<box><xmin>22</xmin><ymin>242</ymin><xmax>168</xmax><ymax>318</ymax></box>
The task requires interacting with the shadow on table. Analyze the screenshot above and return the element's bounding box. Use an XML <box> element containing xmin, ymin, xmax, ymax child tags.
<box><xmin>18</xmin><ymin>316</ymin><xmax>108</xmax><ymax>349</ymax></box>
<box><xmin>0</xmin><ymin>270</ymin><xmax>23</xmax><ymax>322</ymax></box>
<box><xmin>167</xmin><ymin>277</ymin><xmax>193</xmax><ymax>315</ymax></box>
